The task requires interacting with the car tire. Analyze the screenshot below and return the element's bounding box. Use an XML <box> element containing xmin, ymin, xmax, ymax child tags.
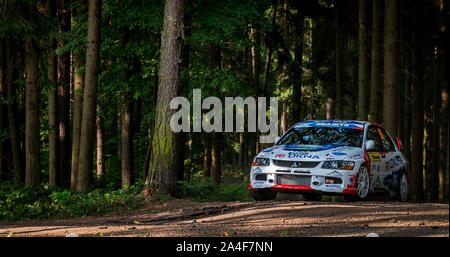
<box><xmin>250</xmin><ymin>189</ymin><xmax>277</xmax><ymax>201</ymax></box>
<box><xmin>397</xmin><ymin>172</ymin><xmax>409</xmax><ymax>202</ymax></box>
<box><xmin>303</xmin><ymin>194</ymin><xmax>322</xmax><ymax>201</ymax></box>
<box><xmin>355</xmin><ymin>165</ymin><xmax>370</xmax><ymax>200</ymax></box>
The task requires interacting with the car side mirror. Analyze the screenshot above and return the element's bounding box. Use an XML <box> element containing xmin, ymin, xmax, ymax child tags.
<box><xmin>397</xmin><ymin>137</ymin><xmax>403</xmax><ymax>151</ymax></box>
<box><xmin>366</xmin><ymin>140</ymin><xmax>375</xmax><ymax>151</ymax></box>
<box><xmin>274</xmin><ymin>136</ymin><xmax>281</xmax><ymax>144</ymax></box>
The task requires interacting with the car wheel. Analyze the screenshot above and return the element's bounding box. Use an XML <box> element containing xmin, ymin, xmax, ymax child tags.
<box><xmin>355</xmin><ymin>165</ymin><xmax>370</xmax><ymax>200</ymax></box>
<box><xmin>398</xmin><ymin>172</ymin><xmax>409</xmax><ymax>202</ymax></box>
<box><xmin>303</xmin><ymin>194</ymin><xmax>322</xmax><ymax>201</ymax></box>
<box><xmin>250</xmin><ymin>189</ymin><xmax>277</xmax><ymax>201</ymax></box>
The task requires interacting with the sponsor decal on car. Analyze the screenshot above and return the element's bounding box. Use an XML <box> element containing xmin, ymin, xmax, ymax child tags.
<box><xmin>332</xmin><ymin>152</ymin><xmax>347</xmax><ymax>156</ymax></box>
<box><xmin>327</xmin><ymin>170</ymin><xmax>343</xmax><ymax>177</ymax></box>
<box><xmin>368</xmin><ymin>153</ymin><xmax>382</xmax><ymax>162</ymax></box>
<box><xmin>286</xmin><ymin>152</ymin><xmax>320</xmax><ymax>159</ymax></box>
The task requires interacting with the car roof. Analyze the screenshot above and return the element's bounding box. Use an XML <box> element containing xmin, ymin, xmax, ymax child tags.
<box><xmin>293</xmin><ymin>120</ymin><xmax>370</xmax><ymax>129</ymax></box>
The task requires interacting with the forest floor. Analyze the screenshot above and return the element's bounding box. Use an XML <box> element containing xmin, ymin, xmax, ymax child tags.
<box><xmin>0</xmin><ymin>194</ymin><xmax>448</xmax><ymax>237</ymax></box>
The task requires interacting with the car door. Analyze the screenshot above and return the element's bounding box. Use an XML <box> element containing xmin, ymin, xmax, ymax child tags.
<box><xmin>378</xmin><ymin>127</ymin><xmax>401</xmax><ymax>192</ymax></box>
<box><xmin>366</xmin><ymin>125</ymin><xmax>384</xmax><ymax>189</ymax></box>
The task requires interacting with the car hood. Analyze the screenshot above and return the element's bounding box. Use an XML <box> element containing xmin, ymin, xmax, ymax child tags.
<box><xmin>256</xmin><ymin>144</ymin><xmax>364</xmax><ymax>161</ymax></box>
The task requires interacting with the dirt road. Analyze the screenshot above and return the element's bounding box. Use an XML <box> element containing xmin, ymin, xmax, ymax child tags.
<box><xmin>0</xmin><ymin>196</ymin><xmax>448</xmax><ymax>237</ymax></box>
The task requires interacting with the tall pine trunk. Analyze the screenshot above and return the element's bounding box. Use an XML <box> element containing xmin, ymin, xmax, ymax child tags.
<box><xmin>76</xmin><ymin>0</ymin><xmax>101</xmax><ymax>192</ymax></box>
<box><xmin>383</xmin><ymin>0</ymin><xmax>399</xmax><ymax>138</ymax></box>
<box><xmin>358</xmin><ymin>0</ymin><xmax>370</xmax><ymax>121</ymax></box>
<box><xmin>211</xmin><ymin>132</ymin><xmax>222</xmax><ymax>185</ymax></box>
<box><xmin>145</xmin><ymin>0</ymin><xmax>184</xmax><ymax>195</ymax></box>
<box><xmin>57</xmin><ymin>0</ymin><xmax>71</xmax><ymax>187</ymax></box>
<box><xmin>334</xmin><ymin>0</ymin><xmax>342</xmax><ymax>119</ymax></box>
<box><xmin>292</xmin><ymin>13</ymin><xmax>304</xmax><ymax>122</ymax></box>
<box><xmin>370</xmin><ymin>0</ymin><xmax>383</xmax><ymax>123</ymax></box>
<box><xmin>411</xmin><ymin>1</ymin><xmax>425</xmax><ymax>201</ymax></box>
<box><xmin>203</xmin><ymin>134</ymin><xmax>211</xmax><ymax>177</ymax></box>
<box><xmin>70</xmin><ymin>3</ymin><xmax>86</xmax><ymax>191</ymax></box>
<box><xmin>24</xmin><ymin>36</ymin><xmax>40</xmax><ymax>187</ymax></box>
<box><xmin>0</xmin><ymin>43</ymin><xmax>4</xmax><ymax>181</ymax></box>
<box><xmin>96</xmin><ymin>104</ymin><xmax>104</xmax><ymax>180</ymax></box>
<box><xmin>5</xmin><ymin>40</ymin><xmax>23</xmax><ymax>183</ymax></box>
<box><xmin>70</xmin><ymin>55</ymin><xmax>84</xmax><ymax>191</ymax></box>
<box><xmin>46</xmin><ymin>0</ymin><xmax>59</xmax><ymax>187</ymax></box>
<box><xmin>438</xmin><ymin>0</ymin><xmax>449</xmax><ymax>202</ymax></box>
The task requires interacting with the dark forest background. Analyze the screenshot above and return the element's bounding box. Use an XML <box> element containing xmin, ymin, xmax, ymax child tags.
<box><xmin>0</xmin><ymin>0</ymin><xmax>448</xmax><ymax>220</ymax></box>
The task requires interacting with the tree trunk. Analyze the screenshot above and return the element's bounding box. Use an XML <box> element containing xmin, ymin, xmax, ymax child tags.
<box><xmin>96</xmin><ymin>104</ymin><xmax>104</xmax><ymax>180</ymax></box>
<box><xmin>76</xmin><ymin>0</ymin><xmax>101</xmax><ymax>192</ymax></box>
<box><xmin>438</xmin><ymin>0</ymin><xmax>449</xmax><ymax>202</ymax></box>
<box><xmin>203</xmin><ymin>133</ymin><xmax>211</xmax><ymax>177</ymax></box>
<box><xmin>70</xmin><ymin>55</ymin><xmax>84</xmax><ymax>191</ymax></box>
<box><xmin>211</xmin><ymin>132</ymin><xmax>222</xmax><ymax>185</ymax></box>
<box><xmin>175</xmin><ymin>15</ymin><xmax>190</xmax><ymax>183</ymax></box>
<box><xmin>262</xmin><ymin>5</ymin><xmax>277</xmax><ymax>97</ymax></box>
<box><xmin>70</xmin><ymin>3</ymin><xmax>85</xmax><ymax>191</ymax></box>
<box><xmin>145</xmin><ymin>0</ymin><xmax>184</xmax><ymax>195</ymax></box>
<box><xmin>45</xmin><ymin>0</ymin><xmax>59</xmax><ymax>187</ymax></box>
<box><xmin>370</xmin><ymin>0</ymin><xmax>383</xmax><ymax>123</ymax></box>
<box><xmin>326</xmin><ymin>97</ymin><xmax>334</xmax><ymax>120</ymax></box>
<box><xmin>0</xmin><ymin>43</ymin><xmax>4</xmax><ymax>181</ymax></box>
<box><xmin>335</xmin><ymin>0</ymin><xmax>342</xmax><ymax>119</ymax></box>
<box><xmin>121</xmin><ymin>90</ymin><xmax>134</xmax><ymax>189</ymax></box>
<box><xmin>5</xmin><ymin>40</ymin><xmax>23</xmax><ymax>184</ymax></box>
<box><xmin>251</xmin><ymin>25</ymin><xmax>261</xmax><ymax>154</ymax></box>
<box><xmin>383</xmin><ymin>0</ymin><xmax>399</xmax><ymax>138</ymax></box>
<box><xmin>119</xmin><ymin>29</ymin><xmax>134</xmax><ymax>190</ymax></box>
<box><xmin>292</xmin><ymin>13</ymin><xmax>304</xmax><ymax>122</ymax></box>
<box><xmin>57</xmin><ymin>0</ymin><xmax>71</xmax><ymax>187</ymax></box>
<box><xmin>24</xmin><ymin>36</ymin><xmax>40</xmax><ymax>187</ymax></box>
<box><xmin>358</xmin><ymin>0</ymin><xmax>370</xmax><ymax>121</ymax></box>
<box><xmin>411</xmin><ymin>1</ymin><xmax>425</xmax><ymax>201</ymax></box>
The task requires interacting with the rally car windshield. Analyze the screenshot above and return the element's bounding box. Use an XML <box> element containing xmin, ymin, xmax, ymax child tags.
<box><xmin>277</xmin><ymin>127</ymin><xmax>363</xmax><ymax>147</ymax></box>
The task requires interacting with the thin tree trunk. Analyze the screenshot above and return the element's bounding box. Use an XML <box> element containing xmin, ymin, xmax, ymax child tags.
<box><xmin>383</xmin><ymin>0</ymin><xmax>399</xmax><ymax>138</ymax></box>
<box><xmin>203</xmin><ymin>133</ymin><xmax>211</xmax><ymax>177</ymax></box>
<box><xmin>119</xmin><ymin>29</ymin><xmax>134</xmax><ymax>190</ymax></box>
<box><xmin>335</xmin><ymin>0</ymin><xmax>342</xmax><ymax>119</ymax></box>
<box><xmin>0</xmin><ymin>43</ymin><xmax>4</xmax><ymax>181</ymax></box>
<box><xmin>411</xmin><ymin>1</ymin><xmax>425</xmax><ymax>201</ymax></box>
<box><xmin>57</xmin><ymin>0</ymin><xmax>71</xmax><ymax>187</ymax></box>
<box><xmin>76</xmin><ymin>0</ymin><xmax>101</xmax><ymax>192</ymax></box>
<box><xmin>238</xmin><ymin>133</ymin><xmax>244</xmax><ymax>169</ymax></box>
<box><xmin>292</xmin><ymin>13</ymin><xmax>304</xmax><ymax>122</ymax></box>
<box><xmin>121</xmin><ymin>96</ymin><xmax>134</xmax><ymax>189</ymax></box>
<box><xmin>70</xmin><ymin>55</ymin><xmax>84</xmax><ymax>191</ymax></box>
<box><xmin>370</xmin><ymin>0</ymin><xmax>383</xmax><ymax>123</ymax></box>
<box><xmin>326</xmin><ymin>97</ymin><xmax>334</xmax><ymax>120</ymax></box>
<box><xmin>96</xmin><ymin>104</ymin><xmax>104</xmax><ymax>180</ymax></box>
<box><xmin>145</xmin><ymin>0</ymin><xmax>184</xmax><ymax>195</ymax></box>
<box><xmin>262</xmin><ymin>5</ymin><xmax>277</xmax><ymax>97</ymax></box>
<box><xmin>251</xmin><ymin>26</ymin><xmax>261</xmax><ymax>154</ymax></box>
<box><xmin>5</xmin><ymin>40</ymin><xmax>23</xmax><ymax>184</ymax></box>
<box><xmin>211</xmin><ymin>132</ymin><xmax>222</xmax><ymax>185</ymax></box>
<box><xmin>358</xmin><ymin>0</ymin><xmax>370</xmax><ymax>121</ymax></box>
<box><xmin>45</xmin><ymin>0</ymin><xmax>59</xmax><ymax>187</ymax></box>
<box><xmin>24</xmin><ymin>36</ymin><xmax>40</xmax><ymax>187</ymax></box>
<box><xmin>438</xmin><ymin>0</ymin><xmax>449</xmax><ymax>202</ymax></box>
<box><xmin>70</xmin><ymin>3</ymin><xmax>85</xmax><ymax>191</ymax></box>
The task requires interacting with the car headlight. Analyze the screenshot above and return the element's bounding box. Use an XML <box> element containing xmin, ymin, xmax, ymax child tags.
<box><xmin>252</xmin><ymin>157</ymin><xmax>271</xmax><ymax>166</ymax></box>
<box><xmin>321</xmin><ymin>161</ymin><xmax>355</xmax><ymax>170</ymax></box>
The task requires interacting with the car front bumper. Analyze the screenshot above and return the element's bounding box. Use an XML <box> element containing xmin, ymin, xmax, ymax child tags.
<box><xmin>249</xmin><ymin>164</ymin><xmax>360</xmax><ymax>195</ymax></box>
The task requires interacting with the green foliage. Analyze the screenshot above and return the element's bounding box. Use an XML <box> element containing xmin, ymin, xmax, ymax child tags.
<box><xmin>177</xmin><ymin>177</ymin><xmax>252</xmax><ymax>202</ymax></box>
<box><xmin>0</xmin><ymin>182</ymin><xmax>144</xmax><ymax>221</ymax></box>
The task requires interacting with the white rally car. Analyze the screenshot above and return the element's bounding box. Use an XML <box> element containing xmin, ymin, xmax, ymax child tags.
<box><xmin>248</xmin><ymin>120</ymin><xmax>409</xmax><ymax>202</ymax></box>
